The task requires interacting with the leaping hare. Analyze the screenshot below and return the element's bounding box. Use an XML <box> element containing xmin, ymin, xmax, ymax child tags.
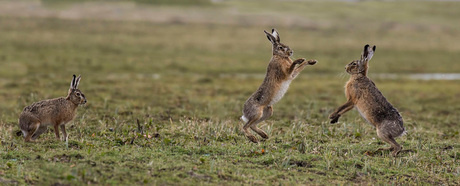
<box><xmin>19</xmin><ymin>75</ymin><xmax>87</xmax><ymax>142</ymax></box>
<box><xmin>329</xmin><ymin>45</ymin><xmax>405</xmax><ymax>157</ymax></box>
<box><xmin>241</xmin><ymin>29</ymin><xmax>317</xmax><ymax>143</ymax></box>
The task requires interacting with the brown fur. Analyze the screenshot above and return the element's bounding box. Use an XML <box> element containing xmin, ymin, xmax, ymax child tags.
<box><xmin>329</xmin><ymin>45</ymin><xmax>405</xmax><ymax>157</ymax></box>
<box><xmin>19</xmin><ymin>75</ymin><xmax>87</xmax><ymax>142</ymax></box>
<box><xmin>241</xmin><ymin>29</ymin><xmax>317</xmax><ymax>143</ymax></box>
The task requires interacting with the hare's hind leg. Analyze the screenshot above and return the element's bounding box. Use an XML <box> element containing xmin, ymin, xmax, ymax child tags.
<box><xmin>242</xmin><ymin>107</ymin><xmax>264</xmax><ymax>143</ymax></box>
<box><xmin>19</xmin><ymin>115</ymin><xmax>40</xmax><ymax>142</ymax></box>
<box><xmin>243</xmin><ymin>118</ymin><xmax>260</xmax><ymax>143</ymax></box>
<box><xmin>31</xmin><ymin>125</ymin><xmax>48</xmax><ymax>140</ymax></box>
<box><xmin>24</xmin><ymin>124</ymin><xmax>39</xmax><ymax>142</ymax></box>
<box><xmin>24</xmin><ymin>122</ymin><xmax>40</xmax><ymax>142</ymax></box>
<box><xmin>376</xmin><ymin>127</ymin><xmax>402</xmax><ymax>157</ymax></box>
<box><xmin>387</xmin><ymin>137</ymin><xmax>401</xmax><ymax>157</ymax></box>
<box><xmin>250</xmin><ymin>106</ymin><xmax>273</xmax><ymax>139</ymax></box>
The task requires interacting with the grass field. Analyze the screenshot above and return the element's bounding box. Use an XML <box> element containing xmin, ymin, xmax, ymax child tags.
<box><xmin>0</xmin><ymin>0</ymin><xmax>459</xmax><ymax>185</ymax></box>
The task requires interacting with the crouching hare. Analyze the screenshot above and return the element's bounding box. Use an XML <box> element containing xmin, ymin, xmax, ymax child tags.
<box><xmin>19</xmin><ymin>75</ymin><xmax>87</xmax><ymax>142</ymax></box>
<box><xmin>329</xmin><ymin>45</ymin><xmax>405</xmax><ymax>157</ymax></box>
<box><xmin>241</xmin><ymin>29</ymin><xmax>317</xmax><ymax>143</ymax></box>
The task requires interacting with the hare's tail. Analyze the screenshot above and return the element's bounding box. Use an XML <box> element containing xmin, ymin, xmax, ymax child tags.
<box><xmin>396</xmin><ymin>126</ymin><xmax>407</xmax><ymax>138</ymax></box>
<box><xmin>400</xmin><ymin>127</ymin><xmax>407</xmax><ymax>137</ymax></box>
<box><xmin>240</xmin><ymin>115</ymin><xmax>249</xmax><ymax>123</ymax></box>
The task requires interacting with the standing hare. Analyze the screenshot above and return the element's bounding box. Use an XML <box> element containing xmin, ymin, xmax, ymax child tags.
<box><xmin>329</xmin><ymin>45</ymin><xmax>405</xmax><ymax>157</ymax></box>
<box><xmin>241</xmin><ymin>29</ymin><xmax>317</xmax><ymax>143</ymax></box>
<box><xmin>19</xmin><ymin>75</ymin><xmax>87</xmax><ymax>142</ymax></box>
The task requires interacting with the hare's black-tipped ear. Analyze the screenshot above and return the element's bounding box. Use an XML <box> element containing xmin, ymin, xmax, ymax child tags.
<box><xmin>362</xmin><ymin>44</ymin><xmax>370</xmax><ymax>58</ymax></box>
<box><xmin>75</xmin><ymin>75</ymin><xmax>81</xmax><ymax>89</ymax></box>
<box><xmin>361</xmin><ymin>44</ymin><xmax>375</xmax><ymax>62</ymax></box>
<box><xmin>70</xmin><ymin>74</ymin><xmax>76</xmax><ymax>89</ymax></box>
<box><xmin>271</xmin><ymin>28</ymin><xmax>280</xmax><ymax>42</ymax></box>
<box><xmin>264</xmin><ymin>30</ymin><xmax>277</xmax><ymax>45</ymax></box>
<box><xmin>364</xmin><ymin>44</ymin><xmax>375</xmax><ymax>62</ymax></box>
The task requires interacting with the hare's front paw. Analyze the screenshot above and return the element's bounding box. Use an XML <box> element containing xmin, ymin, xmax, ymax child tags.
<box><xmin>307</xmin><ymin>59</ymin><xmax>317</xmax><ymax>65</ymax></box>
<box><xmin>330</xmin><ymin>117</ymin><xmax>339</xmax><ymax>124</ymax></box>
<box><xmin>294</xmin><ymin>58</ymin><xmax>306</xmax><ymax>65</ymax></box>
<box><xmin>329</xmin><ymin>112</ymin><xmax>338</xmax><ymax>119</ymax></box>
<box><xmin>329</xmin><ymin>113</ymin><xmax>340</xmax><ymax>124</ymax></box>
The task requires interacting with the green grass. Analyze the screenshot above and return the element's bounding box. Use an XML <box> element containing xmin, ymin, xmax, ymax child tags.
<box><xmin>1</xmin><ymin>0</ymin><xmax>459</xmax><ymax>185</ymax></box>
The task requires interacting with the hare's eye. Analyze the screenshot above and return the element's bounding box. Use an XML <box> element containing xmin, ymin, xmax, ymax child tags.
<box><xmin>76</xmin><ymin>93</ymin><xmax>81</xmax><ymax>96</ymax></box>
<box><xmin>278</xmin><ymin>46</ymin><xmax>283</xmax><ymax>50</ymax></box>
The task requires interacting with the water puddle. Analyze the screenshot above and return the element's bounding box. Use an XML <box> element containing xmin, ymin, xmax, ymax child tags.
<box><xmin>373</xmin><ymin>73</ymin><xmax>460</xmax><ymax>80</ymax></box>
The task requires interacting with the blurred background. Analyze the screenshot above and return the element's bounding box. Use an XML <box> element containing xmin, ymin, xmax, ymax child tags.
<box><xmin>0</xmin><ymin>0</ymin><xmax>459</xmax><ymax>126</ymax></box>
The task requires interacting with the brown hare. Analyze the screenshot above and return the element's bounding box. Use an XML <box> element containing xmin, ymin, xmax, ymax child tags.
<box><xmin>241</xmin><ymin>29</ymin><xmax>317</xmax><ymax>143</ymax></box>
<box><xmin>329</xmin><ymin>45</ymin><xmax>405</xmax><ymax>157</ymax></box>
<box><xmin>19</xmin><ymin>75</ymin><xmax>87</xmax><ymax>142</ymax></box>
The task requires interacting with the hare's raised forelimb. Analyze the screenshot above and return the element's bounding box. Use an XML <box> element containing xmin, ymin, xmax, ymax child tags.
<box><xmin>329</xmin><ymin>100</ymin><xmax>354</xmax><ymax>123</ymax></box>
<box><xmin>288</xmin><ymin>58</ymin><xmax>306</xmax><ymax>75</ymax></box>
<box><xmin>292</xmin><ymin>59</ymin><xmax>317</xmax><ymax>78</ymax></box>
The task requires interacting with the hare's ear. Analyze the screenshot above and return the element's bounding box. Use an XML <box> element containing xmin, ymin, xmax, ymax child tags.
<box><xmin>271</xmin><ymin>28</ymin><xmax>280</xmax><ymax>43</ymax></box>
<box><xmin>70</xmin><ymin>74</ymin><xmax>76</xmax><ymax>90</ymax></box>
<box><xmin>362</xmin><ymin>44</ymin><xmax>376</xmax><ymax>62</ymax></box>
<box><xmin>264</xmin><ymin>30</ymin><xmax>277</xmax><ymax>45</ymax></box>
<box><xmin>74</xmin><ymin>75</ymin><xmax>81</xmax><ymax>89</ymax></box>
